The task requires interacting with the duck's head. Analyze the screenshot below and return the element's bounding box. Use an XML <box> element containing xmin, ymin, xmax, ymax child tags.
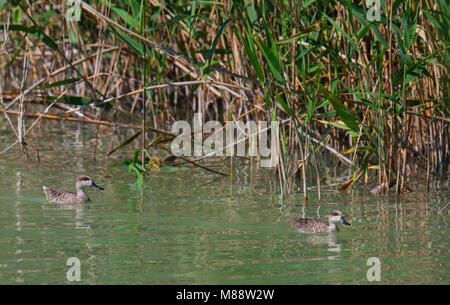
<box><xmin>329</xmin><ymin>210</ymin><xmax>351</xmax><ymax>226</ymax></box>
<box><xmin>76</xmin><ymin>175</ymin><xmax>104</xmax><ymax>190</ymax></box>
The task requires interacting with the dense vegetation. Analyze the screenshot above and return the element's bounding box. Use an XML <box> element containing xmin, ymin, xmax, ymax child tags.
<box><xmin>0</xmin><ymin>0</ymin><xmax>448</xmax><ymax>196</ymax></box>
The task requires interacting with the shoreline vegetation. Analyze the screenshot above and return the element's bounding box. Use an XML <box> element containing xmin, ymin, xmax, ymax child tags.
<box><xmin>0</xmin><ymin>0</ymin><xmax>448</xmax><ymax>197</ymax></box>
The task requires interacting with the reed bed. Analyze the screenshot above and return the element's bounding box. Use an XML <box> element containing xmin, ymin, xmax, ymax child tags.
<box><xmin>0</xmin><ymin>0</ymin><xmax>448</xmax><ymax>196</ymax></box>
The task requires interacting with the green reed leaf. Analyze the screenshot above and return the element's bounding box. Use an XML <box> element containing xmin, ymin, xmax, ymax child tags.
<box><xmin>205</xmin><ymin>18</ymin><xmax>232</xmax><ymax>70</ymax></box>
<box><xmin>107</xmin><ymin>130</ymin><xmax>142</xmax><ymax>157</ymax></box>
<box><xmin>36</xmin><ymin>78</ymin><xmax>81</xmax><ymax>90</ymax></box>
<box><xmin>111</xmin><ymin>5</ymin><xmax>139</xmax><ymax>29</ymax></box>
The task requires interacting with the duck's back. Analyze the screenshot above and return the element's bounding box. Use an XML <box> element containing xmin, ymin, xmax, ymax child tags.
<box><xmin>290</xmin><ymin>218</ymin><xmax>330</xmax><ymax>233</ymax></box>
<box><xmin>42</xmin><ymin>187</ymin><xmax>89</xmax><ymax>204</ymax></box>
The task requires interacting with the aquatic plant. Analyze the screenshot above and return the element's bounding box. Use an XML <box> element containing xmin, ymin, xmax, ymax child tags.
<box><xmin>0</xmin><ymin>0</ymin><xmax>448</xmax><ymax>196</ymax></box>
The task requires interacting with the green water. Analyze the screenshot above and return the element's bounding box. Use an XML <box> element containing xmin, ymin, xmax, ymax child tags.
<box><xmin>0</xmin><ymin>122</ymin><xmax>448</xmax><ymax>284</ymax></box>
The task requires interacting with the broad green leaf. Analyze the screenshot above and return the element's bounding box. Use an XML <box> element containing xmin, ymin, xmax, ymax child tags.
<box><xmin>111</xmin><ymin>5</ymin><xmax>139</xmax><ymax>29</ymax></box>
<box><xmin>255</xmin><ymin>19</ymin><xmax>284</xmax><ymax>84</ymax></box>
<box><xmin>111</xmin><ymin>27</ymin><xmax>145</xmax><ymax>56</ymax></box>
<box><xmin>240</xmin><ymin>20</ymin><xmax>265</xmax><ymax>86</ymax></box>
<box><xmin>45</xmin><ymin>96</ymin><xmax>98</xmax><ymax>106</ymax></box>
<box><xmin>320</xmin><ymin>86</ymin><xmax>360</xmax><ymax>132</ymax></box>
<box><xmin>0</xmin><ymin>24</ymin><xmax>37</xmax><ymax>33</ymax></box>
<box><xmin>35</xmin><ymin>30</ymin><xmax>59</xmax><ymax>51</ymax></box>
<box><xmin>275</xmin><ymin>92</ymin><xmax>294</xmax><ymax>117</ymax></box>
<box><xmin>107</xmin><ymin>130</ymin><xmax>142</xmax><ymax>156</ymax></box>
<box><xmin>356</xmin><ymin>23</ymin><xmax>371</xmax><ymax>42</ymax></box>
<box><xmin>245</xmin><ymin>1</ymin><xmax>258</xmax><ymax>26</ymax></box>
<box><xmin>206</xmin><ymin>18</ymin><xmax>232</xmax><ymax>69</ymax></box>
<box><xmin>301</xmin><ymin>0</ymin><xmax>317</xmax><ymax>8</ymax></box>
<box><xmin>35</xmin><ymin>78</ymin><xmax>81</xmax><ymax>90</ymax></box>
<box><xmin>322</xmin><ymin>13</ymin><xmax>360</xmax><ymax>52</ymax></box>
<box><xmin>256</xmin><ymin>37</ymin><xmax>284</xmax><ymax>84</ymax></box>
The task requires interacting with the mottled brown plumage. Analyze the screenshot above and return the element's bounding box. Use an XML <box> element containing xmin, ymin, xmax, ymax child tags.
<box><xmin>290</xmin><ymin>210</ymin><xmax>351</xmax><ymax>233</ymax></box>
<box><xmin>42</xmin><ymin>175</ymin><xmax>103</xmax><ymax>204</ymax></box>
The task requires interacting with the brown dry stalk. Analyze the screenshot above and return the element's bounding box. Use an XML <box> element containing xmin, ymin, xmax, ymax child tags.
<box><xmin>0</xmin><ymin>109</ymin><xmax>175</xmax><ymax>136</ymax></box>
<box><xmin>3</xmin><ymin>47</ymin><xmax>120</xmax><ymax>111</ymax></box>
<box><xmin>74</xmin><ymin>0</ymin><xmax>227</xmax><ymax>97</ymax></box>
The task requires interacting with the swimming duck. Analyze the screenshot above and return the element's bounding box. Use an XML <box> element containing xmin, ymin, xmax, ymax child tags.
<box><xmin>42</xmin><ymin>175</ymin><xmax>104</xmax><ymax>204</ymax></box>
<box><xmin>290</xmin><ymin>210</ymin><xmax>351</xmax><ymax>233</ymax></box>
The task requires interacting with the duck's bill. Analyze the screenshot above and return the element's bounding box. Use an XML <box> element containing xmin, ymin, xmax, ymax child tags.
<box><xmin>91</xmin><ymin>183</ymin><xmax>104</xmax><ymax>190</ymax></box>
<box><xmin>340</xmin><ymin>218</ymin><xmax>351</xmax><ymax>226</ymax></box>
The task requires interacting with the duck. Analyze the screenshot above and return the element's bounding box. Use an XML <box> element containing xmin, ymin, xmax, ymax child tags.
<box><xmin>42</xmin><ymin>175</ymin><xmax>104</xmax><ymax>204</ymax></box>
<box><xmin>290</xmin><ymin>210</ymin><xmax>351</xmax><ymax>233</ymax></box>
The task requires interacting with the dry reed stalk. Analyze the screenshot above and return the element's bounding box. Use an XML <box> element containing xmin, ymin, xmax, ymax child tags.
<box><xmin>0</xmin><ymin>109</ymin><xmax>174</xmax><ymax>135</ymax></box>
<box><xmin>1</xmin><ymin>0</ymin><xmax>447</xmax><ymax>190</ymax></box>
<box><xmin>3</xmin><ymin>47</ymin><xmax>120</xmax><ymax>111</ymax></box>
<box><xmin>74</xmin><ymin>0</ymin><xmax>225</xmax><ymax>97</ymax></box>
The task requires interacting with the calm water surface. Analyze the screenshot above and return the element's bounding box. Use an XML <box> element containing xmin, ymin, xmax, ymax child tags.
<box><xmin>0</xmin><ymin>122</ymin><xmax>448</xmax><ymax>284</ymax></box>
